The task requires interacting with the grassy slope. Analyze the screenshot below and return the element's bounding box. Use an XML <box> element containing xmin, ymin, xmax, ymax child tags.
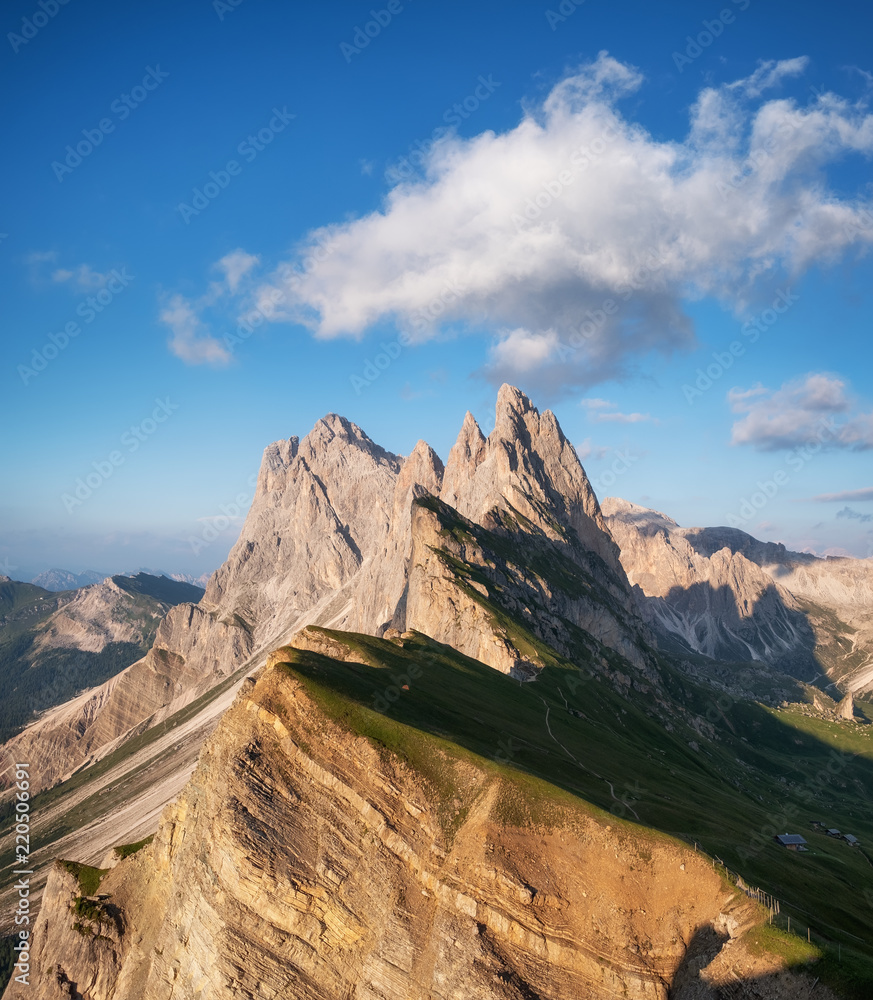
<box><xmin>277</xmin><ymin>627</ymin><xmax>873</xmax><ymax>997</ymax></box>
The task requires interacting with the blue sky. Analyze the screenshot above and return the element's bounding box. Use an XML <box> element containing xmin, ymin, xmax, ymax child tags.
<box><xmin>2</xmin><ymin>0</ymin><xmax>873</xmax><ymax>580</ymax></box>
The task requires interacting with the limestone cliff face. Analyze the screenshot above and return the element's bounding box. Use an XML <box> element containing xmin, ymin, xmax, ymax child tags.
<box><xmin>602</xmin><ymin>498</ymin><xmax>873</xmax><ymax>690</ymax></box>
<box><xmin>441</xmin><ymin>385</ymin><xmax>623</xmax><ymax>580</ymax></box>
<box><xmin>0</xmin><ymin>602</ymin><xmax>254</xmax><ymax>794</ymax></box>
<box><xmin>0</xmin><ymin>416</ymin><xmax>411</xmax><ymax>793</ymax></box>
<box><xmin>7</xmin><ymin>660</ymin><xmax>820</xmax><ymax>1000</ymax></box>
<box><xmin>2</xmin><ymin>388</ymin><xmax>633</xmax><ymax>795</ymax></box>
<box><xmin>405</xmin><ymin>497</ymin><xmax>648</xmax><ymax>678</ymax></box>
<box><xmin>202</xmin><ymin>413</ymin><xmax>405</xmax><ymax>638</ymax></box>
<box><xmin>602</xmin><ymin>499</ymin><xmax>817</xmax><ymax>675</ymax></box>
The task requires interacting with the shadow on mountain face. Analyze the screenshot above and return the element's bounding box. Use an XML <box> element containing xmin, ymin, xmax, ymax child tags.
<box><xmin>653</xmin><ymin>579</ymin><xmax>819</xmax><ymax>682</ymax></box>
<box><xmin>668</xmin><ymin>925</ymin><xmax>824</xmax><ymax>999</ymax></box>
<box><xmin>668</xmin><ymin>925</ymin><xmax>730</xmax><ymax>998</ymax></box>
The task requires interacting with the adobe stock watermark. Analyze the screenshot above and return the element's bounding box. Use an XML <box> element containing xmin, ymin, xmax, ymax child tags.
<box><xmin>737</xmin><ymin>748</ymin><xmax>852</xmax><ymax>863</ymax></box>
<box><xmin>52</xmin><ymin>66</ymin><xmax>170</xmax><ymax>182</ymax></box>
<box><xmin>213</xmin><ymin>0</ymin><xmax>247</xmax><ymax>20</ymax></box>
<box><xmin>544</xmin><ymin>0</ymin><xmax>585</xmax><ymax>31</ymax></box>
<box><xmin>724</xmin><ymin>416</ymin><xmax>837</xmax><ymax>528</ymax></box>
<box><xmin>845</xmin><ymin>205</ymin><xmax>873</xmax><ymax>243</ymax></box>
<box><xmin>61</xmin><ymin>398</ymin><xmax>179</xmax><ymax>513</ymax></box>
<box><xmin>18</xmin><ymin>268</ymin><xmax>135</xmax><ymax>385</ymax></box>
<box><xmin>385</xmin><ymin>74</ymin><xmax>500</xmax><ymax>184</ymax></box>
<box><xmin>8</xmin><ymin>0</ymin><xmax>70</xmax><ymax>53</ymax></box>
<box><xmin>175</xmin><ymin>107</ymin><xmax>295</xmax><ymax>224</ymax></box>
<box><xmin>671</xmin><ymin>0</ymin><xmax>751</xmax><ymax>73</ymax></box>
<box><xmin>681</xmin><ymin>288</ymin><xmax>799</xmax><ymax>404</ymax></box>
<box><xmin>349</xmin><ymin>276</ymin><xmax>467</xmax><ymax>394</ymax></box>
<box><xmin>371</xmin><ymin>661</ymin><xmax>425</xmax><ymax>712</ymax></box>
<box><xmin>340</xmin><ymin>1</ymin><xmax>406</xmax><ymax>64</ymax></box>
<box><xmin>9</xmin><ymin>762</ymin><xmax>33</xmax><ymax>987</ymax></box>
<box><xmin>540</xmin><ymin>248</ymin><xmax>668</xmax><ymax>365</ymax></box>
<box><xmin>188</xmin><ymin>472</ymin><xmax>258</xmax><ymax>555</ymax></box>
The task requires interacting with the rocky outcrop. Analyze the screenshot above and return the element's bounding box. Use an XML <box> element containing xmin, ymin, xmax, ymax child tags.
<box><xmin>6</xmin><ymin>659</ymin><xmax>826</xmax><ymax>1000</ymax></box>
<box><xmin>1</xmin><ymin>603</ymin><xmax>254</xmax><ymax>793</ymax></box>
<box><xmin>201</xmin><ymin>413</ymin><xmax>404</xmax><ymax>638</ymax></box>
<box><xmin>836</xmin><ymin>691</ymin><xmax>856</xmax><ymax>721</ymax></box>
<box><xmin>34</xmin><ymin>575</ymin><xmax>201</xmax><ymax>655</ymax></box>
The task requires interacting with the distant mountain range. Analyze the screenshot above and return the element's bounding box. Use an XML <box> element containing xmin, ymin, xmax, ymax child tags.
<box><xmin>29</xmin><ymin>569</ymin><xmax>105</xmax><ymax>591</ymax></box>
<box><xmin>30</xmin><ymin>567</ymin><xmax>213</xmax><ymax>592</ymax></box>
<box><xmin>0</xmin><ymin>572</ymin><xmax>204</xmax><ymax>745</ymax></box>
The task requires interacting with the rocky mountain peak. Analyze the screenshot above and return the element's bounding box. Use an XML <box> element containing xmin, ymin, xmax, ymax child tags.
<box><xmin>441</xmin><ymin>385</ymin><xmax>622</xmax><ymax>575</ymax></box>
<box><xmin>440</xmin><ymin>411</ymin><xmax>486</xmax><ymax>507</ymax></box>
<box><xmin>395</xmin><ymin>440</ymin><xmax>444</xmax><ymax>507</ymax></box>
<box><xmin>601</xmin><ymin>497</ymin><xmax>680</xmax><ymax>533</ymax></box>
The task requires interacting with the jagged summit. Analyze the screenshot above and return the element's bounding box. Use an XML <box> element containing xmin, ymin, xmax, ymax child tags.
<box><xmin>442</xmin><ymin>384</ymin><xmax>621</xmax><ymax>575</ymax></box>
<box><xmin>4</xmin><ymin>385</ymin><xmax>642</xmax><ymax>794</ymax></box>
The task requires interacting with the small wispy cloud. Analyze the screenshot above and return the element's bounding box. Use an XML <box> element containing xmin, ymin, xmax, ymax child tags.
<box><xmin>812</xmin><ymin>487</ymin><xmax>873</xmax><ymax>502</ymax></box>
<box><xmin>160</xmin><ymin>247</ymin><xmax>264</xmax><ymax>366</ymax></box>
<box><xmin>26</xmin><ymin>250</ymin><xmax>57</xmax><ymax>265</ymax></box>
<box><xmin>51</xmin><ymin>264</ymin><xmax>111</xmax><ymax>291</ymax></box>
<box><xmin>836</xmin><ymin>506</ymin><xmax>873</xmax><ymax>523</ymax></box>
<box><xmin>215</xmin><ymin>250</ymin><xmax>259</xmax><ymax>293</ymax></box>
<box><xmin>160</xmin><ymin>294</ymin><xmax>231</xmax><ymax>367</ymax></box>
<box><xmin>581</xmin><ymin>398</ymin><xmax>656</xmax><ymax>424</ymax></box>
<box><xmin>576</xmin><ymin>437</ymin><xmax>609</xmax><ymax>461</ymax></box>
<box><xmin>726</xmin><ymin>56</ymin><xmax>809</xmax><ymax>98</ymax></box>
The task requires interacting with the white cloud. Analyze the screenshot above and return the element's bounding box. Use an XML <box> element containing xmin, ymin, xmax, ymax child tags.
<box><xmin>51</xmin><ymin>264</ymin><xmax>110</xmax><ymax>290</ymax></box>
<box><xmin>729</xmin><ymin>373</ymin><xmax>873</xmax><ymax>450</ymax></box>
<box><xmin>27</xmin><ymin>253</ymin><xmax>114</xmax><ymax>291</ymax></box>
<box><xmin>165</xmin><ymin>53</ymin><xmax>873</xmax><ymax>392</ymax></box>
<box><xmin>595</xmin><ymin>410</ymin><xmax>654</xmax><ymax>424</ymax></box>
<box><xmin>160</xmin><ymin>294</ymin><xmax>231</xmax><ymax>366</ymax></box>
<box><xmin>161</xmin><ymin>247</ymin><xmax>263</xmax><ymax>365</ymax></box>
<box><xmin>26</xmin><ymin>250</ymin><xmax>57</xmax><ymax>264</ymax></box>
<box><xmin>580</xmin><ymin>397</ymin><xmax>656</xmax><ymax>424</ymax></box>
<box><xmin>726</xmin><ymin>57</ymin><xmax>810</xmax><ymax>98</ymax></box>
<box><xmin>215</xmin><ymin>250</ymin><xmax>259</xmax><ymax>293</ymax></box>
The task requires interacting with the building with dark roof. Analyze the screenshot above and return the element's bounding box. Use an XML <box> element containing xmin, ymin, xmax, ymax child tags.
<box><xmin>775</xmin><ymin>834</ymin><xmax>808</xmax><ymax>851</ymax></box>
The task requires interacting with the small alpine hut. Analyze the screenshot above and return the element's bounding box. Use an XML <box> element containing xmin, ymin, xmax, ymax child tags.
<box><xmin>774</xmin><ymin>834</ymin><xmax>808</xmax><ymax>851</ymax></box>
